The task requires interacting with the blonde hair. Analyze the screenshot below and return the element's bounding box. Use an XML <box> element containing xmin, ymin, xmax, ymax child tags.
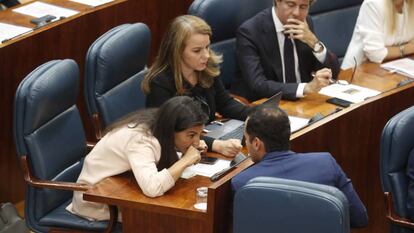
<box><xmin>142</xmin><ymin>15</ymin><xmax>222</xmax><ymax>95</ymax></box>
<box><xmin>384</xmin><ymin>0</ymin><xmax>414</xmax><ymax>34</ymax></box>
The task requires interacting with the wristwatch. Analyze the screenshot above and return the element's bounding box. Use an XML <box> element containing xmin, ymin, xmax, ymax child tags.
<box><xmin>313</xmin><ymin>41</ymin><xmax>324</xmax><ymax>53</ymax></box>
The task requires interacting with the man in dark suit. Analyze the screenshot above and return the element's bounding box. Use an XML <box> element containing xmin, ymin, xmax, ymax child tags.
<box><xmin>231</xmin><ymin>0</ymin><xmax>340</xmax><ymax>101</ymax></box>
<box><xmin>231</xmin><ymin>105</ymin><xmax>368</xmax><ymax>228</ymax></box>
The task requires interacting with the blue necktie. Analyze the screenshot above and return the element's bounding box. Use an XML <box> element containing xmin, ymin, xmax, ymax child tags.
<box><xmin>284</xmin><ymin>36</ymin><xmax>296</xmax><ymax>83</ymax></box>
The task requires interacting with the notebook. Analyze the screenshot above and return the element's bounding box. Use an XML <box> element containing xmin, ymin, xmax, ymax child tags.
<box><xmin>204</xmin><ymin>92</ymin><xmax>282</xmax><ymax>141</ymax></box>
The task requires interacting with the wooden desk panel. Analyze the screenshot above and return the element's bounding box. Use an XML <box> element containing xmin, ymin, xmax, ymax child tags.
<box><xmin>286</xmin><ymin>65</ymin><xmax>414</xmax><ymax>233</ymax></box>
<box><xmin>84</xmin><ymin>159</ymin><xmax>253</xmax><ymax>233</ymax></box>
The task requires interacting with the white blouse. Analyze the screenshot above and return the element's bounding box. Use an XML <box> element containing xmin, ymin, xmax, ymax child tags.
<box><xmin>342</xmin><ymin>0</ymin><xmax>414</xmax><ymax>69</ymax></box>
<box><xmin>66</xmin><ymin>124</ymin><xmax>175</xmax><ymax>221</ymax></box>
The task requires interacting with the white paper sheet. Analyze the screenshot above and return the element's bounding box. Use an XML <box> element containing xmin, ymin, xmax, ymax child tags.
<box><xmin>319</xmin><ymin>84</ymin><xmax>380</xmax><ymax>103</ymax></box>
<box><xmin>381</xmin><ymin>58</ymin><xmax>414</xmax><ymax>79</ymax></box>
<box><xmin>183</xmin><ymin>159</ymin><xmax>231</xmax><ymax>178</ymax></box>
<box><xmin>0</xmin><ymin>23</ymin><xmax>32</xmax><ymax>43</ymax></box>
<box><xmin>13</xmin><ymin>2</ymin><xmax>79</xmax><ymax>19</ymax></box>
<box><xmin>69</xmin><ymin>0</ymin><xmax>113</xmax><ymax>7</ymax></box>
<box><xmin>289</xmin><ymin>116</ymin><xmax>309</xmax><ymax>132</ymax></box>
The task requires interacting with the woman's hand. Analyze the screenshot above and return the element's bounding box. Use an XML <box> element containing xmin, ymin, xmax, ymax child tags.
<box><xmin>181</xmin><ymin>145</ymin><xmax>201</xmax><ymax>166</ymax></box>
<box><xmin>212</xmin><ymin>139</ymin><xmax>242</xmax><ymax>157</ymax></box>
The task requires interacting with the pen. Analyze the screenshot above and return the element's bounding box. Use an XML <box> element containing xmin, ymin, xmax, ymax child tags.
<box><xmin>311</xmin><ymin>72</ymin><xmax>336</xmax><ymax>84</ymax></box>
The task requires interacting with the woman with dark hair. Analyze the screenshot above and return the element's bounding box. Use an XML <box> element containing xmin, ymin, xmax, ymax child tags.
<box><xmin>66</xmin><ymin>96</ymin><xmax>208</xmax><ymax>221</ymax></box>
<box><xmin>142</xmin><ymin>15</ymin><xmax>250</xmax><ymax>157</ymax></box>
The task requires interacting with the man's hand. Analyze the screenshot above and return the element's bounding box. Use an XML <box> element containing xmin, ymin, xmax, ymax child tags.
<box><xmin>283</xmin><ymin>18</ymin><xmax>319</xmax><ymax>49</ymax></box>
<box><xmin>304</xmin><ymin>68</ymin><xmax>332</xmax><ymax>95</ymax></box>
<box><xmin>212</xmin><ymin>139</ymin><xmax>242</xmax><ymax>158</ymax></box>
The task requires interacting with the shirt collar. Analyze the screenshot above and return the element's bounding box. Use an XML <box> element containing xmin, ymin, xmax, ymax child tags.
<box><xmin>271</xmin><ymin>6</ymin><xmax>285</xmax><ymax>33</ymax></box>
<box><xmin>262</xmin><ymin>150</ymin><xmax>294</xmax><ymax>160</ymax></box>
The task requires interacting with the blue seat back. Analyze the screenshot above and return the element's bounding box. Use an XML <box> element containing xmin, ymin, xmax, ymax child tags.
<box><xmin>309</xmin><ymin>0</ymin><xmax>362</xmax><ymax>64</ymax></box>
<box><xmin>13</xmin><ymin>60</ymin><xmax>86</xmax><ymax>232</ymax></box>
<box><xmin>234</xmin><ymin>177</ymin><xmax>350</xmax><ymax>233</ymax></box>
<box><xmin>188</xmin><ymin>0</ymin><xmax>273</xmax><ymax>89</ymax></box>
<box><xmin>85</xmin><ymin>23</ymin><xmax>150</xmax><ymax>132</ymax></box>
<box><xmin>380</xmin><ymin>106</ymin><xmax>414</xmax><ymax>233</ymax></box>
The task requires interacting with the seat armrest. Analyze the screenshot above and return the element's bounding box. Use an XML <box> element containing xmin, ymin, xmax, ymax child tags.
<box><xmin>385</xmin><ymin>192</ymin><xmax>414</xmax><ymax>228</ymax></box>
<box><xmin>20</xmin><ymin>156</ymin><xmax>90</xmax><ymax>191</ymax></box>
<box><xmin>86</xmin><ymin>141</ymin><xmax>96</xmax><ymax>153</ymax></box>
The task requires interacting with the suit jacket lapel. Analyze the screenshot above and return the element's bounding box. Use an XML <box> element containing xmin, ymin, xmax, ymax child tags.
<box><xmin>261</xmin><ymin>9</ymin><xmax>283</xmax><ymax>81</ymax></box>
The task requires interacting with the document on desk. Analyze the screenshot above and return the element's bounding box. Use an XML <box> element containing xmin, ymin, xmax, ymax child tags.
<box><xmin>0</xmin><ymin>23</ymin><xmax>32</xmax><ymax>44</ymax></box>
<box><xmin>381</xmin><ymin>58</ymin><xmax>414</xmax><ymax>79</ymax></box>
<box><xmin>13</xmin><ymin>2</ymin><xmax>79</xmax><ymax>19</ymax></box>
<box><xmin>182</xmin><ymin>159</ymin><xmax>231</xmax><ymax>178</ymax></box>
<box><xmin>289</xmin><ymin>116</ymin><xmax>309</xmax><ymax>132</ymax></box>
<box><xmin>70</xmin><ymin>0</ymin><xmax>114</xmax><ymax>7</ymax></box>
<box><xmin>319</xmin><ymin>84</ymin><xmax>380</xmax><ymax>103</ymax></box>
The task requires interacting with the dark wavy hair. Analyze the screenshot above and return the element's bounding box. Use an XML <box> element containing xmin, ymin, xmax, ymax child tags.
<box><xmin>105</xmin><ymin>96</ymin><xmax>208</xmax><ymax>170</ymax></box>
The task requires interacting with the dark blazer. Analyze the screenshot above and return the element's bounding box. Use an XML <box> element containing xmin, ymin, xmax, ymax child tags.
<box><xmin>407</xmin><ymin>149</ymin><xmax>414</xmax><ymax>221</ymax></box>
<box><xmin>231</xmin><ymin>8</ymin><xmax>340</xmax><ymax>101</ymax></box>
<box><xmin>231</xmin><ymin>150</ymin><xmax>368</xmax><ymax>228</ymax></box>
<box><xmin>145</xmin><ymin>70</ymin><xmax>251</xmax><ymax>149</ymax></box>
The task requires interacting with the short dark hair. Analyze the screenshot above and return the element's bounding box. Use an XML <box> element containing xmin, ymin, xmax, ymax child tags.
<box><xmin>245</xmin><ymin>105</ymin><xmax>290</xmax><ymax>152</ymax></box>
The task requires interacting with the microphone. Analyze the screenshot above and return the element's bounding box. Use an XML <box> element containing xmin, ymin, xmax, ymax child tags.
<box><xmin>308</xmin><ymin>113</ymin><xmax>324</xmax><ymax>124</ymax></box>
<box><xmin>397</xmin><ymin>78</ymin><xmax>414</xmax><ymax>87</ymax></box>
<box><xmin>308</xmin><ymin>108</ymin><xmax>342</xmax><ymax>124</ymax></box>
<box><xmin>210</xmin><ymin>153</ymin><xmax>250</xmax><ymax>182</ymax></box>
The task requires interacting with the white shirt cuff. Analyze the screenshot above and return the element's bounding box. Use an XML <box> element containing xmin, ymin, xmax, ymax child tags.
<box><xmin>313</xmin><ymin>42</ymin><xmax>328</xmax><ymax>63</ymax></box>
<box><xmin>296</xmin><ymin>83</ymin><xmax>306</xmax><ymax>97</ymax></box>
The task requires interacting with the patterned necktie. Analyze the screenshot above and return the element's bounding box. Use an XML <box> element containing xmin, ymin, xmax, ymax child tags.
<box><xmin>284</xmin><ymin>35</ymin><xmax>296</xmax><ymax>83</ymax></box>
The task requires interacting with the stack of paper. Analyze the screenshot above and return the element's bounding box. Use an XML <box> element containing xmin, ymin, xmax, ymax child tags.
<box><xmin>0</xmin><ymin>23</ymin><xmax>32</xmax><ymax>43</ymax></box>
<box><xmin>13</xmin><ymin>2</ymin><xmax>79</xmax><ymax>19</ymax></box>
<box><xmin>70</xmin><ymin>0</ymin><xmax>114</xmax><ymax>7</ymax></box>
<box><xmin>381</xmin><ymin>58</ymin><xmax>414</xmax><ymax>79</ymax></box>
<box><xmin>183</xmin><ymin>159</ymin><xmax>231</xmax><ymax>178</ymax></box>
<box><xmin>288</xmin><ymin>116</ymin><xmax>309</xmax><ymax>132</ymax></box>
<box><xmin>319</xmin><ymin>84</ymin><xmax>380</xmax><ymax>103</ymax></box>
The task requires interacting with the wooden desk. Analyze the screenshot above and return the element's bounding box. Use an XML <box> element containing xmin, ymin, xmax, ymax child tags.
<box><xmin>84</xmin><ymin>157</ymin><xmax>253</xmax><ymax>233</ymax></box>
<box><xmin>287</xmin><ymin>64</ymin><xmax>414</xmax><ymax>233</ymax></box>
<box><xmin>0</xmin><ymin>0</ymin><xmax>193</xmax><ymax>203</ymax></box>
<box><xmin>84</xmin><ymin>62</ymin><xmax>414</xmax><ymax>233</ymax></box>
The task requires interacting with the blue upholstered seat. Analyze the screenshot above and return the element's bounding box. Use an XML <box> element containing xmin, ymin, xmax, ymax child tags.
<box><xmin>309</xmin><ymin>0</ymin><xmax>363</xmax><ymax>64</ymax></box>
<box><xmin>380</xmin><ymin>106</ymin><xmax>414</xmax><ymax>233</ymax></box>
<box><xmin>188</xmin><ymin>0</ymin><xmax>273</xmax><ymax>90</ymax></box>
<box><xmin>85</xmin><ymin>23</ymin><xmax>150</xmax><ymax>139</ymax></box>
<box><xmin>13</xmin><ymin>59</ymin><xmax>119</xmax><ymax>233</ymax></box>
<box><xmin>234</xmin><ymin>177</ymin><xmax>350</xmax><ymax>233</ymax></box>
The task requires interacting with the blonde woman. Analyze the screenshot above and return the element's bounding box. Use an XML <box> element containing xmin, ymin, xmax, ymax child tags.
<box><xmin>142</xmin><ymin>15</ymin><xmax>251</xmax><ymax>157</ymax></box>
<box><xmin>342</xmin><ymin>0</ymin><xmax>414</xmax><ymax>69</ymax></box>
